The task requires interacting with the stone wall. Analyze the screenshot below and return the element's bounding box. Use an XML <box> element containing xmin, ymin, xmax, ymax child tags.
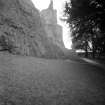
<box><xmin>0</xmin><ymin>0</ymin><xmax>65</xmax><ymax>58</ymax></box>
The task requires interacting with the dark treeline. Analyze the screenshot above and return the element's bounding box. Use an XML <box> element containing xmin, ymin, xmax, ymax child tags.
<box><xmin>64</xmin><ymin>0</ymin><xmax>105</xmax><ymax>58</ymax></box>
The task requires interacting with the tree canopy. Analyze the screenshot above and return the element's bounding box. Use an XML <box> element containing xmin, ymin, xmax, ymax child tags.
<box><xmin>64</xmin><ymin>0</ymin><xmax>105</xmax><ymax>58</ymax></box>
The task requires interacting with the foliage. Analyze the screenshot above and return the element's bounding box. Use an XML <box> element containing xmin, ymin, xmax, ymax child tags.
<box><xmin>64</xmin><ymin>0</ymin><xmax>105</xmax><ymax>58</ymax></box>
<box><xmin>0</xmin><ymin>35</ymin><xmax>15</xmax><ymax>53</ymax></box>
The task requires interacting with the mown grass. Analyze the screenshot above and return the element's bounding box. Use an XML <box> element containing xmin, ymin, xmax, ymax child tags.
<box><xmin>0</xmin><ymin>53</ymin><xmax>105</xmax><ymax>105</ymax></box>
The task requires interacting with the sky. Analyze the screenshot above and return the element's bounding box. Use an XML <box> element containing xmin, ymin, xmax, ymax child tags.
<box><xmin>31</xmin><ymin>0</ymin><xmax>72</xmax><ymax>49</ymax></box>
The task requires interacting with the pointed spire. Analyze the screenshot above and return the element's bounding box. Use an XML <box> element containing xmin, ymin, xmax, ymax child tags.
<box><xmin>49</xmin><ymin>0</ymin><xmax>53</xmax><ymax>9</ymax></box>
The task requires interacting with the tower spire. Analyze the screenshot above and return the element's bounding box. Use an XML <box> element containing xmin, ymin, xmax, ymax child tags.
<box><xmin>49</xmin><ymin>0</ymin><xmax>53</xmax><ymax>9</ymax></box>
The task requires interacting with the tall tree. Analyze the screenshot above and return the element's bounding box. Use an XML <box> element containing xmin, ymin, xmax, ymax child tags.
<box><xmin>64</xmin><ymin>0</ymin><xmax>105</xmax><ymax>58</ymax></box>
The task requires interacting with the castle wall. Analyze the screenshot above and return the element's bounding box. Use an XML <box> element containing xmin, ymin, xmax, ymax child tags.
<box><xmin>0</xmin><ymin>0</ymin><xmax>65</xmax><ymax>58</ymax></box>
<box><xmin>40</xmin><ymin>1</ymin><xmax>65</xmax><ymax>49</ymax></box>
<box><xmin>41</xmin><ymin>9</ymin><xmax>57</xmax><ymax>25</ymax></box>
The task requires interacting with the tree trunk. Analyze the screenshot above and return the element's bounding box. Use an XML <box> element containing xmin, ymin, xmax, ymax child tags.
<box><xmin>91</xmin><ymin>36</ymin><xmax>96</xmax><ymax>59</ymax></box>
<box><xmin>85</xmin><ymin>41</ymin><xmax>88</xmax><ymax>58</ymax></box>
<box><xmin>92</xmin><ymin>44</ymin><xmax>96</xmax><ymax>58</ymax></box>
<box><xmin>85</xmin><ymin>48</ymin><xmax>88</xmax><ymax>57</ymax></box>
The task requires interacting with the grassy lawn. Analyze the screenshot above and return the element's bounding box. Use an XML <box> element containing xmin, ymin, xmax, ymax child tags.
<box><xmin>0</xmin><ymin>53</ymin><xmax>105</xmax><ymax>105</ymax></box>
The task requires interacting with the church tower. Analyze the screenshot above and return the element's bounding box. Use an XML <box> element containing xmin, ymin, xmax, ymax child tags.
<box><xmin>48</xmin><ymin>0</ymin><xmax>53</xmax><ymax>9</ymax></box>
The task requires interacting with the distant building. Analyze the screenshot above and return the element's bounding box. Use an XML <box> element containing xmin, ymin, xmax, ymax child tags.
<box><xmin>40</xmin><ymin>0</ymin><xmax>64</xmax><ymax>49</ymax></box>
